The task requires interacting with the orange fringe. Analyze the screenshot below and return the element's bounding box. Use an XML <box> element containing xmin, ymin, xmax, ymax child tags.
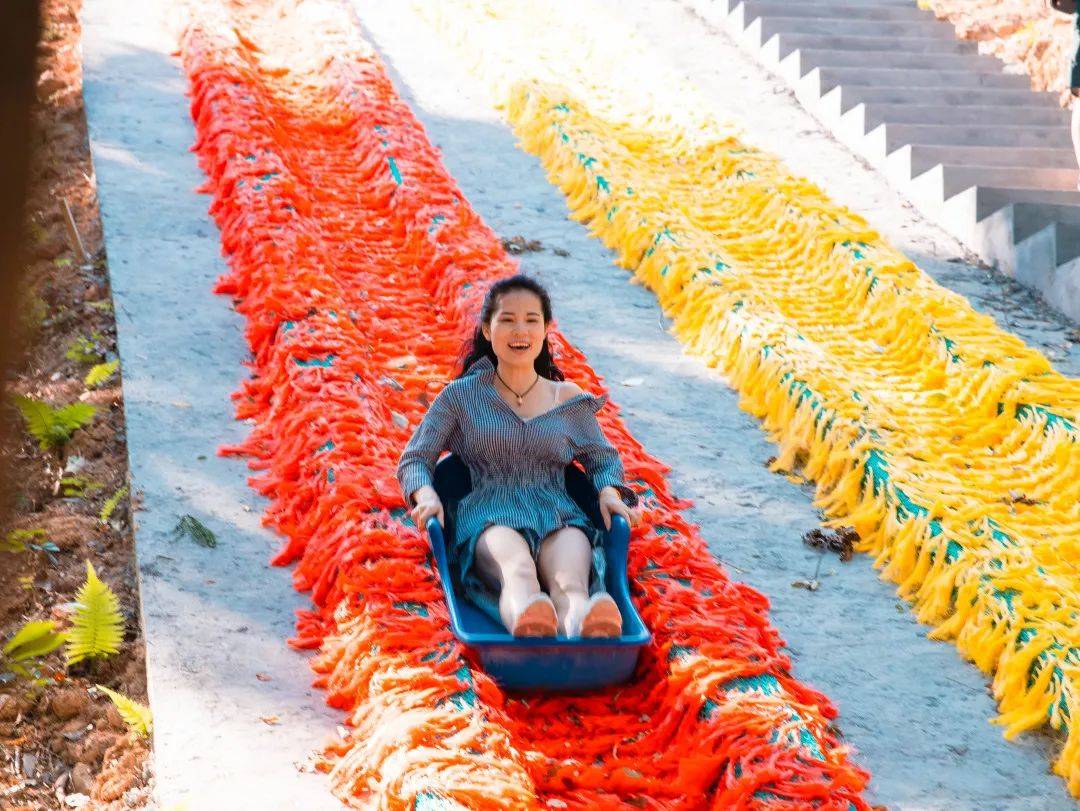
<box><xmin>179</xmin><ymin>1</ymin><xmax>872</xmax><ymax>807</ymax></box>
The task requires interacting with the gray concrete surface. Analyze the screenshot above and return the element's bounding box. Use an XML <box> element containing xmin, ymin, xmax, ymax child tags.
<box><xmin>356</xmin><ymin>1</ymin><xmax>1080</xmax><ymax>807</ymax></box>
<box><xmin>81</xmin><ymin>0</ymin><xmax>344</xmax><ymax>808</ymax></box>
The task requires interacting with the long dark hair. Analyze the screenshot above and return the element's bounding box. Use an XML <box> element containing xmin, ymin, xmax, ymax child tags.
<box><xmin>457</xmin><ymin>274</ymin><xmax>565</xmax><ymax>381</ymax></box>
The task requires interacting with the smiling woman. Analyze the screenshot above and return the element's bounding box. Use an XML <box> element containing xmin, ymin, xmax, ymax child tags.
<box><xmin>398</xmin><ymin>274</ymin><xmax>641</xmax><ymax>639</ymax></box>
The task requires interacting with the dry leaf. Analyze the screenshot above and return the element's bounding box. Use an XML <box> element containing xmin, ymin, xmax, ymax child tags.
<box><xmin>260</xmin><ymin>715</ymin><xmax>280</xmax><ymax>725</ymax></box>
<box><xmin>256</xmin><ymin>673</ymin><xmax>272</xmax><ymax>682</ymax></box>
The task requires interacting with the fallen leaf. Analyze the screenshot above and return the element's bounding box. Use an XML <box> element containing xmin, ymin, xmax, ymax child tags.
<box><xmin>256</xmin><ymin>673</ymin><xmax>272</xmax><ymax>682</ymax></box>
<box><xmin>260</xmin><ymin>715</ymin><xmax>280</xmax><ymax>725</ymax></box>
<box><xmin>791</xmin><ymin>579</ymin><xmax>819</xmax><ymax>591</ymax></box>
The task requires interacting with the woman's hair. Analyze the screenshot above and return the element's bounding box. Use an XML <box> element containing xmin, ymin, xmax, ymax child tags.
<box><xmin>457</xmin><ymin>274</ymin><xmax>565</xmax><ymax>380</ymax></box>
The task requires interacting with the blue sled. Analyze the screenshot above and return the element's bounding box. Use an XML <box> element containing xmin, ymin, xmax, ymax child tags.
<box><xmin>425</xmin><ymin>454</ymin><xmax>651</xmax><ymax>692</ymax></box>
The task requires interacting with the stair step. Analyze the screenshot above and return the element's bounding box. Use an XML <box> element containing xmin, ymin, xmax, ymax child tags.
<box><xmin>769</xmin><ymin>33</ymin><xmax>979</xmax><ymax>57</ymax></box>
<box><xmin>863</xmin><ymin>104</ymin><xmax>1068</xmax><ymax>128</ymax></box>
<box><xmin>740</xmin><ymin>0</ymin><xmax>931</xmax><ymax>21</ymax></box>
<box><xmin>842</xmin><ymin>86</ymin><xmax>1060</xmax><ymax>109</ymax></box>
<box><xmin>1013</xmin><ymin>202</ymin><xmax>1080</xmax><ymax>244</ymax></box>
<box><xmin>906</xmin><ymin>144</ymin><xmax>1077</xmax><ymax>173</ymax></box>
<box><xmin>974</xmin><ymin>186</ymin><xmax>1080</xmax><ymax>222</ymax></box>
<box><xmin>758</xmin><ymin>16</ymin><xmax>960</xmax><ymax>39</ymax></box>
<box><xmin>1050</xmin><ymin>221</ymin><xmax>1080</xmax><ymax>265</ymax></box>
<box><xmin>814</xmin><ymin>67</ymin><xmax>1029</xmax><ymax>92</ymax></box>
<box><xmin>790</xmin><ymin>48</ymin><xmax>1002</xmax><ymax>74</ymax></box>
<box><xmin>875</xmin><ymin>123</ymin><xmax>1072</xmax><ymax>151</ymax></box>
<box><xmin>930</xmin><ymin>165</ymin><xmax>1080</xmax><ymax>198</ymax></box>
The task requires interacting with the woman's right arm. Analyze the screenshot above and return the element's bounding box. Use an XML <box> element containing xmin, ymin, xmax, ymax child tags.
<box><xmin>396</xmin><ymin>384</ymin><xmax>459</xmax><ymax>525</ymax></box>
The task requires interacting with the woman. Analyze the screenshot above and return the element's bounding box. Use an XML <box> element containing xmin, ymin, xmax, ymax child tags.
<box><xmin>397</xmin><ymin>275</ymin><xmax>641</xmax><ymax>638</ymax></box>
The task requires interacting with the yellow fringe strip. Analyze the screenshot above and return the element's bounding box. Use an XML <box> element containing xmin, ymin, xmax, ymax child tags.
<box><xmin>420</xmin><ymin>0</ymin><xmax>1080</xmax><ymax>795</ymax></box>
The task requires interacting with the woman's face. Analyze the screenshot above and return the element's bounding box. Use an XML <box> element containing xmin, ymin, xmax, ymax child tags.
<box><xmin>482</xmin><ymin>289</ymin><xmax>547</xmax><ymax>368</ymax></box>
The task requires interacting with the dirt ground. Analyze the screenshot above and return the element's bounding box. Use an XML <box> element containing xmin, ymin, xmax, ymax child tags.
<box><xmin>0</xmin><ymin>0</ymin><xmax>153</xmax><ymax>808</ymax></box>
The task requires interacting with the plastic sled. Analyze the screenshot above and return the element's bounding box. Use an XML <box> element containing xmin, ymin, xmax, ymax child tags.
<box><xmin>425</xmin><ymin>454</ymin><xmax>651</xmax><ymax>692</ymax></box>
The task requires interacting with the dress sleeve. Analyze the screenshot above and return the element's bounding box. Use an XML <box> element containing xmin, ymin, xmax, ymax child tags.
<box><xmin>396</xmin><ymin>384</ymin><xmax>460</xmax><ymax>505</ymax></box>
<box><xmin>569</xmin><ymin>395</ymin><xmax>627</xmax><ymax>494</ymax></box>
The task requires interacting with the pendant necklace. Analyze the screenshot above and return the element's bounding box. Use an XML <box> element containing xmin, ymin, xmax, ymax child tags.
<box><xmin>495</xmin><ymin>368</ymin><xmax>541</xmax><ymax>407</ymax></box>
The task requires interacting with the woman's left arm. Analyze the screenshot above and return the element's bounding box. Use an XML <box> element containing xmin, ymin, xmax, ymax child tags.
<box><xmin>572</xmin><ymin>402</ymin><xmax>641</xmax><ymax>530</ymax></box>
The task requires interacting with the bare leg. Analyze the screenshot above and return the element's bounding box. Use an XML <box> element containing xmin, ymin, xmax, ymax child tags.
<box><xmin>474</xmin><ymin>525</ymin><xmax>552</xmax><ymax>634</ymax></box>
<box><xmin>1072</xmin><ymin>93</ymin><xmax>1080</xmax><ymax>189</ymax></box>
<box><xmin>538</xmin><ymin>527</ymin><xmax>593</xmax><ymax>636</ymax></box>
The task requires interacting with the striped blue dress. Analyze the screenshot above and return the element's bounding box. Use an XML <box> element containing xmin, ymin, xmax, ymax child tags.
<box><xmin>396</xmin><ymin>354</ymin><xmax>627</xmax><ymax>623</ymax></box>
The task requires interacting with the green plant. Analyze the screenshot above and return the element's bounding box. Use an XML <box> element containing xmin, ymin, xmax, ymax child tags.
<box><xmin>84</xmin><ymin>359</ymin><xmax>119</xmax><ymax>388</ymax></box>
<box><xmin>60</xmin><ymin>475</ymin><xmax>105</xmax><ymax>498</ymax></box>
<box><xmin>65</xmin><ymin>332</ymin><xmax>106</xmax><ymax>365</ymax></box>
<box><xmin>96</xmin><ymin>685</ymin><xmax>152</xmax><ymax>737</ymax></box>
<box><xmin>1</xmin><ymin>528</ymin><xmax>59</xmax><ymax>554</ymax></box>
<box><xmin>99</xmin><ymin>485</ymin><xmax>128</xmax><ymax>525</ymax></box>
<box><xmin>66</xmin><ymin>561</ymin><xmax>124</xmax><ymax>666</ymax></box>
<box><xmin>14</xmin><ymin>396</ymin><xmax>96</xmax><ymax>450</ymax></box>
<box><xmin>1</xmin><ymin>620</ymin><xmax>66</xmax><ymax>685</ymax></box>
<box><xmin>171</xmin><ymin>514</ymin><xmax>217</xmax><ymax>548</ymax></box>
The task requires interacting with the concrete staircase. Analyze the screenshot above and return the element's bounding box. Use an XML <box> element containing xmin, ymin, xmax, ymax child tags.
<box><xmin>687</xmin><ymin>0</ymin><xmax>1080</xmax><ymax>321</ymax></box>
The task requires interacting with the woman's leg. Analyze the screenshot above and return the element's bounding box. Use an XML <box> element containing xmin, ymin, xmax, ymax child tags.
<box><xmin>474</xmin><ymin>525</ymin><xmax>553</xmax><ymax>634</ymax></box>
<box><xmin>1072</xmin><ymin>93</ymin><xmax>1080</xmax><ymax>188</ymax></box>
<box><xmin>537</xmin><ymin>527</ymin><xmax>593</xmax><ymax>636</ymax></box>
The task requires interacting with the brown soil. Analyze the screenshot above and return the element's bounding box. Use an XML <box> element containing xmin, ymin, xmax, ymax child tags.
<box><xmin>0</xmin><ymin>0</ymin><xmax>153</xmax><ymax>808</ymax></box>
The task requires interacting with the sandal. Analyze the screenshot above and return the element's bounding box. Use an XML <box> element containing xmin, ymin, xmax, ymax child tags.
<box><xmin>579</xmin><ymin>592</ymin><xmax>623</xmax><ymax>638</ymax></box>
<box><xmin>511</xmin><ymin>592</ymin><xmax>558</xmax><ymax>637</ymax></box>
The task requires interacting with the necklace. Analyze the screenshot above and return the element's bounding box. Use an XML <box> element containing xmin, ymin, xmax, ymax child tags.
<box><xmin>495</xmin><ymin>367</ymin><xmax>541</xmax><ymax>407</ymax></box>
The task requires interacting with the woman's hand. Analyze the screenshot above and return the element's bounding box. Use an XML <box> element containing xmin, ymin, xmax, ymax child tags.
<box><xmin>598</xmin><ymin>486</ymin><xmax>641</xmax><ymax>531</ymax></box>
<box><xmin>410</xmin><ymin>485</ymin><xmax>445</xmax><ymax>529</ymax></box>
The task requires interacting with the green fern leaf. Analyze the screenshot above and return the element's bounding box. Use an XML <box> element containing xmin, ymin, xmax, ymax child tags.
<box><xmin>66</xmin><ymin>561</ymin><xmax>124</xmax><ymax>665</ymax></box>
<box><xmin>84</xmin><ymin>360</ymin><xmax>119</xmax><ymax>388</ymax></box>
<box><xmin>14</xmin><ymin>396</ymin><xmax>96</xmax><ymax>450</ymax></box>
<box><xmin>96</xmin><ymin>685</ymin><xmax>152</xmax><ymax>737</ymax></box>
<box><xmin>4</xmin><ymin>620</ymin><xmax>66</xmax><ymax>663</ymax></box>
<box><xmin>56</xmin><ymin>402</ymin><xmax>96</xmax><ymax>431</ymax></box>
<box><xmin>65</xmin><ymin>334</ymin><xmax>105</xmax><ymax>365</ymax></box>
<box><xmin>99</xmin><ymin>485</ymin><xmax>128</xmax><ymax>525</ymax></box>
<box><xmin>2</xmin><ymin>528</ymin><xmax>44</xmax><ymax>553</ymax></box>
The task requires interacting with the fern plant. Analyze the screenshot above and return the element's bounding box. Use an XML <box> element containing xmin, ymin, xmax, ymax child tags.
<box><xmin>14</xmin><ymin>396</ymin><xmax>95</xmax><ymax>450</ymax></box>
<box><xmin>84</xmin><ymin>359</ymin><xmax>119</xmax><ymax>388</ymax></box>
<box><xmin>2</xmin><ymin>620</ymin><xmax>66</xmax><ymax>684</ymax></box>
<box><xmin>1</xmin><ymin>528</ymin><xmax>59</xmax><ymax>554</ymax></box>
<box><xmin>60</xmin><ymin>475</ymin><xmax>104</xmax><ymax>498</ymax></box>
<box><xmin>100</xmin><ymin>485</ymin><xmax>128</xmax><ymax>525</ymax></box>
<box><xmin>66</xmin><ymin>332</ymin><xmax>106</xmax><ymax>365</ymax></box>
<box><xmin>96</xmin><ymin>685</ymin><xmax>152</xmax><ymax>737</ymax></box>
<box><xmin>66</xmin><ymin>561</ymin><xmax>124</xmax><ymax>666</ymax></box>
